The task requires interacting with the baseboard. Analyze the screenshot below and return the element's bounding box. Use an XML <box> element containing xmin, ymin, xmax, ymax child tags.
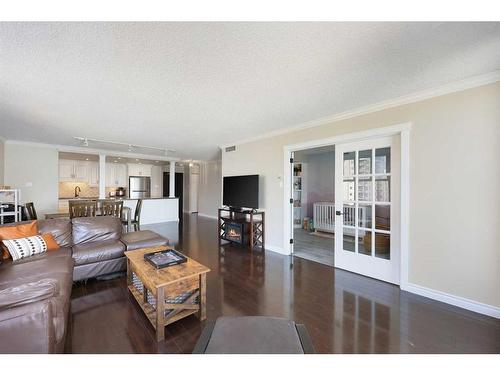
<box><xmin>197</xmin><ymin>213</ymin><xmax>218</xmax><ymax>220</ymax></box>
<box><xmin>265</xmin><ymin>244</ymin><xmax>289</xmax><ymax>255</ymax></box>
<box><xmin>401</xmin><ymin>283</ymin><xmax>500</xmax><ymax>319</ymax></box>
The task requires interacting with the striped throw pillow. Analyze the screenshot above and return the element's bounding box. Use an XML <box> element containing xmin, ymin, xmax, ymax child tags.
<box><xmin>2</xmin><ymin>235</ymin><xmax>48</xmax><ymax>261</ymax></box>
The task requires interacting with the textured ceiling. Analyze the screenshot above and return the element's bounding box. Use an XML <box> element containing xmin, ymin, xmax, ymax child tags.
<box><xmin>1</xmin><ymin>22</ymin><xmax>500</xmax><ymax>160</ymax></box>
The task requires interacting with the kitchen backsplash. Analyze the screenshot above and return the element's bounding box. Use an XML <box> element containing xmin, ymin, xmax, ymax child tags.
<box><xmin>59</xmin><ymin>182</ymin><xmax>127</xmax><ymax>198</ymax></box>
<box><xmin>59</xmin><ymin>182</ymin><xmax>98</xmax><ymax>198</ymax></box>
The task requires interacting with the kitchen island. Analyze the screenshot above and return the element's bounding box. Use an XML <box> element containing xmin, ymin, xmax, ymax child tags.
<box><xmin>53</xmin><ymin>197</ymin><xmax>179</xmax><ymax>225</ymax></box>
<box><xmin>121</xmin><ymin>197</ymin><xmax>179</xmax><ymax>225</ymax></box>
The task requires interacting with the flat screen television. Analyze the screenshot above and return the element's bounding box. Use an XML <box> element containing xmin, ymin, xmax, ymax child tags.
<box><xmin>223</xmin><ymin>175</ymin><xmax>259</xmax><ymax>209</ymax></box>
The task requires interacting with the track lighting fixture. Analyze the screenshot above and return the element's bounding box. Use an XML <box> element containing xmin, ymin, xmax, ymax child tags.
<box><xmin>73</xmin><ymin>136</ymin><xmax>175</xmax><ymax>155</ymax></box>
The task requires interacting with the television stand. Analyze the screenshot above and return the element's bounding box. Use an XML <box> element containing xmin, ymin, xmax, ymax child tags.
<box><xmin>218</xmin><ymin>207</ymin><xmax>265</xmax><ymax>251</ymax></box>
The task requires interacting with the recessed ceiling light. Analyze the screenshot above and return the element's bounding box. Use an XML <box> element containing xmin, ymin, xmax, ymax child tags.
<box><xmin>138</xmin><ymin>162</ymin><xmax>142</xmax><ymax>164</ymax></box>
<box><xmin>85</xmin><ymin>158</ymin><xmax>89</xmax><ymax>161</ymax></box>
<box><xmin>135</xmin><ymin>159</ymin><xmax>139</xmax><ymax>161</ymax></box>
<box><xmin>114</xmin><ymin>160</ymin><xmax>118</xmax><ymax>163</ymax></box>
<box><xmin>118</xmin><ymin>157</ymin><xmax>122</xmax><ymax>160</ymax></box>
<box><xmin>155</xmin><ymin>161</ymin><xmax>159</xmax><ymax>163</ymax></box>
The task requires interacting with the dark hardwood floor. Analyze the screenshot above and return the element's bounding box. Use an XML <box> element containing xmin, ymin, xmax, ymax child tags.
<box><xmin>69</xmin><ymin>214</ymin><xmax>500</xmax><ymax>354</ymax></box>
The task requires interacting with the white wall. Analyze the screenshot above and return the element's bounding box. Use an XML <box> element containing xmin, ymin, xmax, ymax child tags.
<box><xmin>187</xmin><ymin>164</ymin><xmax>200</xmax><ymax>213</ymax></box>
<box><xmin>150</xmin><ymin>165</ymin><xmax>163</xmax><ymax>198</ymax></box>
<box><xmin>0</xmin><ymin>138</ymin><xmax>4</xmax><ymax>186</ymax></box>
<box><xmin>295</xmin><ymin>151</ymin><xmax>335</xmax><ymax>217</ymax></box>
<box><xmin>183</xmin><ymin>167</ymin><xmax>189</xmax><ymax>213</ymax></box>
<box><xmin>4</xmin><ymin>142</ymin><xmax>59</xmax><ymax>215</ymax></box>
<box><xmin>198</xmin><ymin>160</ymin><xmax>222</xmax><ymax>219</ymax></box>
<box><xmin>222</xmin><ymin>82</ymin><xmax>500</xmax><ymax>310</ymax></box>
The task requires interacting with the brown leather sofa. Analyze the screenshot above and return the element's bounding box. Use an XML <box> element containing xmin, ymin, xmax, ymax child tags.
<box><xmin>0</xmin><ymin>217</ymin><xmax>168</xmax><ymax>353</ymax></box>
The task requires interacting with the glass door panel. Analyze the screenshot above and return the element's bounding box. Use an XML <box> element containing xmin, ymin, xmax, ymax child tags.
<box><xmin>358</xmin><ymin>149</ymin><xmax>372</xmax><ymax>175</ymax></box>
<box><xmin>358</xmin><ymin>204</ymin><xmax>372</xmax><ymax>228</ymax></box>
<box><xmin>358</xmin><ymin>177</ymin><xmax>372</xmax><ymax>201</ymax></box>
<box><xmin>375</xmin><ymin>233</ymin><xmax>390</xmax><ymax>259</ymax></box>
<box><xmin>335</xmin><ymin>136</ymin><xmax>399</xmax><ymax>284</ymax></box>
<box><xmin>338</xmin><ymin>141</ymin><xmax>393</xmax><ymax>259</ymax></box>
<box><xmin>343</xmin><ymin>178</ymin><xmax>355</xmax><ymax>201</ymax></box>
<box><xmin>343</xmin><ymin>152</ymin><xmax>356</xmax><ymax>177</ymax></box>
<box><xmin>375</xmin><ymin>147</ymin><xmax>391</xmax><ymax>174</ymax></box>
<box><xmin>375</xmin><ymin>176</ymin><xmax>390</xmax><ymax>202</ymax></box>
<box><xmin>375</xmin><ymin>205</ymin><xmax>390</xmax><ymax>231</ymax></box>
<box><xmin>358</xmin><ymin>229</ymin><xmax>372</xmax><ymax>256</ymax></box>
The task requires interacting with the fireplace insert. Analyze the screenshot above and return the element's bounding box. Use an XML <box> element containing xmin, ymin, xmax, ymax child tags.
<box><xmin>221</xmin><ymin>220</ymin><xmax>250</xmax><ymax>245</ymax></box>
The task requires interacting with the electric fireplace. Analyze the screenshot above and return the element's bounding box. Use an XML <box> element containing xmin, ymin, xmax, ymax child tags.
<box><xmin>221</xmin><ymin>220</ymin><xmax>249</xmax><ymax>245</ymax></box>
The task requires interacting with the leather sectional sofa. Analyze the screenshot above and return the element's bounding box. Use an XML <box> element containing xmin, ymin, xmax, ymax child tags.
<box><xmin>0</xmin><ymin>216</ymin><xmax>168</xmax><ymax>353</ymax></box>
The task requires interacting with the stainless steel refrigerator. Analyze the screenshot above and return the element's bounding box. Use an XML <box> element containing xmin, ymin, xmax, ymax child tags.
<box><xmin>129</xmin><ymin>176</ymin><xmax>151</xmax><ymax>199</ymax></box>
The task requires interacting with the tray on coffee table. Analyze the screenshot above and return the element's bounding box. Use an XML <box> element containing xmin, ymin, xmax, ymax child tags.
<box><xmin>144</xmin><ymin>248</ymin><xmax>187</xmax><ymax>269</ymax></box>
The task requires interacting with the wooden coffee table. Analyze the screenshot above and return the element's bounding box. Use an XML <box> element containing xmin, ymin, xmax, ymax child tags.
<box><xmin>125</xmin><ymin>246</ymin><xmax>210</xmax><ymax>341</ymax></box>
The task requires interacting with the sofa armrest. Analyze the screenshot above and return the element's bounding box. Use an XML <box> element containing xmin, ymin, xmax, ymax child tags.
<box><xmin>0</xmin><ymin>299</ymin><xmax>56</xmax><ymax>353</ymax></box>
<box><xmin>0</xmin><ymin>279</ymin><xmax>59</xmax><ymax>311</ymax></box>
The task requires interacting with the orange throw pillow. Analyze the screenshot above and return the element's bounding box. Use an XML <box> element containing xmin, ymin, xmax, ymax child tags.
<box><xmin>0</xmin><ymin>221</ymin><xmax>39</xmax><ymax>260</ymax></box>
<box><xmin>41</xmin><ymin>233</ymin><xmax>60</xmax><ymax>251</ymax></box>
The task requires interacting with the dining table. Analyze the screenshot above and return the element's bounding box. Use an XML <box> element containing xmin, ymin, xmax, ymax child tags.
<box><xmin>44</xmin><ymin>206</ymin><xmax>132</xmax><ymax>232</ymax></box>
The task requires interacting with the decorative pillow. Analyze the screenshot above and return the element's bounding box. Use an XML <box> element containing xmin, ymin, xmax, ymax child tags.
<box><xmin>0</xmin><ymin>221</ymin><xmax>39</xmax><ymax>260</ymax></box>
<box><xmin>2</xmin><ymin>235</ymin><xmax>48</xmax><ymax>261</ymax></box>
<box><xmin>40</xmin><ymin>233</ymin><xmax>60</xmax><ymax>251</ymax></box>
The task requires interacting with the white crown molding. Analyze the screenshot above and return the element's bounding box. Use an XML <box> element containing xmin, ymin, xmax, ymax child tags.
<box><xmin>401</xmin><ymin>282</ymin><xmax>500</xmax><ymax>319</ymax></box>
<box><xmin>4</xmin><ymin>139</ymin><xmax>180</xmax><ymax>161</ymax></box>
<box><xmin>220</xmin><ymin>70</ymin><xmax>500</xmax><ymax>149</ymax></box>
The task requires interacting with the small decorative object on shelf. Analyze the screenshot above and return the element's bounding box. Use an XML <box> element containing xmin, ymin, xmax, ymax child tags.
<box><xmin>144</xmin><ymin>248</ymin><xmax>187</xmax><ymax>269</ymax></box>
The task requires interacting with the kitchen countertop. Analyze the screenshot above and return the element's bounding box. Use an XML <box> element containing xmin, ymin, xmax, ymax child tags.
<box><xmin>58</xmin><ymin>196</ymin><xmax>178</xmax><ymax>200</ymax></box>
<box><xmin>120</xmin><ymin>197</ymin><xmax>179</xmax><ymax>200</ymax></box>
<box><xmin>59</xmin><ymin>196</ymin><xmax>99</xmax><ymax>200</ymax></box>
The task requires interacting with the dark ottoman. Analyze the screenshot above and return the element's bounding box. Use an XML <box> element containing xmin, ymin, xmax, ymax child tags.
<box><xmin>193</xmin><ymin>316</ymin><xmax>315</xmax><ymax>354</ymax></box>
<box><xmin>120</xmin><ymin>230</ymin><xmax>168</xmax><ymax>251</ymax></box>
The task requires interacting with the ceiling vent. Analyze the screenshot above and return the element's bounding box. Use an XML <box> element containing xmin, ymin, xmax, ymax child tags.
<box><xmin>225</xmin><ymin>145</ymin><xmax>236</xmax><ymax>152</ymax></box>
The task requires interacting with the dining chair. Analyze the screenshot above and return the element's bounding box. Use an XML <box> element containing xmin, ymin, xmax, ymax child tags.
<box><xmin>122</xmin><ymin>199</ymin><xmax>142</xmax><ymax>231</ymax></box>
<box><xmin>69</xmin><ymin>200</ymin><xmax>97</xmax><ymax>219</ymax></box>
<box><xmin>24</xmin><ymin>202</ymin><xmax>38</xmax><ymax>220</ymax></box>
<box><xmin>100</xmin><ymin>200</ymin><xmax>124</xmax><ymax>219</ymax></box>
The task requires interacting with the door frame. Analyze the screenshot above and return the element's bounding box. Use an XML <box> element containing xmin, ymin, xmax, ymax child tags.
<box><xmin>283</xmin><ymin>122</ymin><xmax>411</xmax><ymax>286</ymax></box>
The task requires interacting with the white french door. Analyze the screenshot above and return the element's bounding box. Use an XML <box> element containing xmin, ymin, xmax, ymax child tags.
<box><xmin>334</xmin><ymin>136</ymin><xmax>401</xmax><ymax>284</ymax></box>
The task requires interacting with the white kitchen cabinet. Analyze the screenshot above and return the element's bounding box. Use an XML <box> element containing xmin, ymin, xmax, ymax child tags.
<box><xmin>106</xmin><ymin>163</ymin><xmax>128</xmax><ymax>188</ymax></box>
<box><xmin>115</xmin><ymin>164</ymin><xmax>127</xmax><ymax>187</ymax></box>
<box><xmin>88</xmin><ymin>162</ymin><xmax>99</xmax><ymax>187</ymax></box>
<box><xmin>59</xmin><ymin>160</ymin><xmax>75</xmax><ymax>181</ymax></box>
<box><xmin>189</xmin><ymin>171</ymin><xmax>199</xmax><ymax>213</ymax></box>
<box><xmin>105</xmin><ymin>163</ymin><xmax>114</xmax><ymax>187</ymax></box>
<box><xmin>59</xmin><ymin>159</ymin><xmax>88</xmax><ymax>182</ymax></box>
<box><xmin>127</xmin><ymin>163</ymin><xmax>139</xmax><ymax>176</ymax></box>
<box><xmin>74</xmin><ymin>161</ymin><xmax>88</xmax><ymax>180</ymax></box>
<box><xmin>127</xmin><ymin>163</ymin><xmax>151</xmax><ymax>177</ymax></box>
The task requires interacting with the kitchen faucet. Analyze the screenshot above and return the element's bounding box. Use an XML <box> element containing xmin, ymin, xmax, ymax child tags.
<box><xmin>74</xmin><ymin>186</ymin><xmax>81</xmax><ymax>198</ymax></box>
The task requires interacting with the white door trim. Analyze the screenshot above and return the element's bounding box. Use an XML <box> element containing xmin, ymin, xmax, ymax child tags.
<box><xmin>283</xmin><ymin>122</ymin><xmax>411</xmax><ymax>285</ymax></box>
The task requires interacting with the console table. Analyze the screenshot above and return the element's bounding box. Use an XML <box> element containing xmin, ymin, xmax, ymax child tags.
<box><xmin>217</xmin><ymin>208</ymin><xmax>265</xmax><ymax>251</ymax></box>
